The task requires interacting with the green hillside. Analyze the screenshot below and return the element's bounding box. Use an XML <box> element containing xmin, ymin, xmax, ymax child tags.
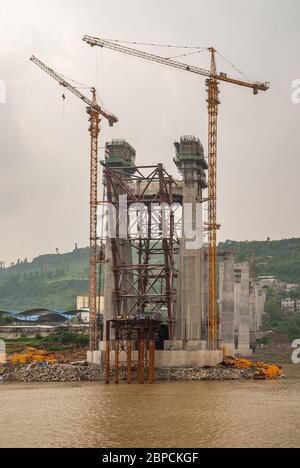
<box><xmin>0</xmin><ymin>248</ymin><xmax>90</xmax><ymax>311</ymax></box>
<box><xmin>1</xmin><ymin>238</ymin><xmax>300</xmax><ymax>312</ymax></box>
<box><xmin>219</xmin><ymin>238</ymin><xmax>300</xmax><ymax>347</ymax></box>
<box><xmin>219</xmin><ymin>238</ymin><xmax>300</xmax><ymax>283</ymax></box>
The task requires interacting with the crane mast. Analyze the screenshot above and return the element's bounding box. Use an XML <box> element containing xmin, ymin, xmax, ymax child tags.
<box><xmin>87</xmin><ymin>89</ymin><xmax>101</xmax><ymax>351</ymax></box>
<box><xmin>31</xmin><ymin>56</ymin><xmax>118</xmax><ymax>351</ymax></box>
<box><xmin>207</xmin><ymin>48</ymin><xmax>219</xmax><ymax>349</ymax></box>
<box><xmin>82</xmin><ymin>36</ymin><xmax>269</xmax><ymax>350</ymax></box>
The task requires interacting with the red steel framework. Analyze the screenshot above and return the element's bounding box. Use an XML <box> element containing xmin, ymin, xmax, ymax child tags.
<box><xmin>103</xmin><ymin>163</ymin><xmax>179</xmax><ymax>383</ymax></box>
<box><xmin>105</xmin><ymin>319</ymin><xmax>161</xmax><ymax>385</ymax></box>
<box><xmin>104</xmin><ymin>163</ymin><xmax>179</xmax><ymax>335</ymax></box>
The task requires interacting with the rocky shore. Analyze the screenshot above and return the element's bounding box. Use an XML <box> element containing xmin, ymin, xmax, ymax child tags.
<box><xmin>156</xmin><ymin>366</ymin><xmax>258</xmax><ymax>381</ymax></box>
<box><xmin>1</xmin><ymin>362</ymin><xmax>103</xmax><ymax>382</ymax></box>
<box><xmin>0</xmin><ymin>362</ymin><xmax>285</xmax><ymax>383</ymax></box>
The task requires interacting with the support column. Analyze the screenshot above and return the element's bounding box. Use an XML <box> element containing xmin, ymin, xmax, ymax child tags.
<box><xmin>149</xmin><ymin>330</ymin><xmax>155</xmax><ymax>384</ymax></box>
<box><xmin>235</xmin><ymin>263</ymin><xmax>251</xmax><ymax>355</ymax></box>
<box><xmin>173</xmin><ymin>136</ymin><xmax>208</xmax><ymax>350</ymax></box>
<box><xmin>219</xmin><ymin>253</ymin><xmax>235</xmax><ymax>356</ymax></box>
<box><xmin>138</xmin><ymin>330</ymin><xmax>145</xmax><ymax>384</ymax></box>
<box><xmin>115</xmin><ymin>328</ymin><xmax>120</xmax><ymax>384</ymax></box>
<box><xmin>127</xmin><ymin>334</ymin><xmax>132</xmax><ymax>385</ymax></box>
<box><xmin>105</xmin><ymin>321</ymin><xmax>110</xmax><ymax>385</ymax></box>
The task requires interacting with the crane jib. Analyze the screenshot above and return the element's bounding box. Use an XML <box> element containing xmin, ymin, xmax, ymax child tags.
<box><xmin>82</xmin><ymin>35</ymin><xmax>270</xmax><ymax>93</ymax></box>
<box><xmin>30</xmin><ymin>55</ymin><xmax>118</xmax><ymax>125</ymax></box>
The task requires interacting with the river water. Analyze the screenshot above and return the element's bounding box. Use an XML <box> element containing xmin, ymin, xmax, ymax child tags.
<box><xmin>0</xmin><ymin>365</ymin><xmax>299</xmax><ymax>448</ymax></box>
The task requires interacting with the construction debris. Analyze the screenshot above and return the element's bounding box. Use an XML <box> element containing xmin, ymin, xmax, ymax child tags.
<box><xmin>11</xmin><ymin>347</ymin><xmax>57</xmax><ymax>365</ymax></box>
<box><xmin>222</xmin><ymin>357</ymin><xmax>282</xmax><ymax>380</ymax></box>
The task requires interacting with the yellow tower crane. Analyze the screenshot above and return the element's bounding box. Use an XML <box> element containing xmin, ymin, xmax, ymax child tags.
<box><xmin>82</xmin><ymin>36</ymin><xmax>269</xmax><ymax>349</ymax></box>
<box><xmin>30</xmin><ymin>55</ymin><xmax>118</xmax><ymax>351</ymax></box>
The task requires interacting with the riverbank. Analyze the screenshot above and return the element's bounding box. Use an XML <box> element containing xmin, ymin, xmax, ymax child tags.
<box><xmin>0</xmin><ymin>362</ymin><xmax>285</xmax><ymax>382</ymax></box>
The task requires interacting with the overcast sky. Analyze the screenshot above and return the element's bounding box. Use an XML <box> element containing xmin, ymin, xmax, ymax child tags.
<box><xmin>0</xmin><ymin>0</ymin><xmax>299</xmax><ymax>264</ymax></box>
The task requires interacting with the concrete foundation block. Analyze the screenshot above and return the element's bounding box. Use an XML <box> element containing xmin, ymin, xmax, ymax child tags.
<box><xmin>221</xmin><ymin>342</ymin><xmax>235</xmax><ymax>357</ymax></box>
<box><xmin>94</xmin><ymin>348</ymin><xmax>223</xmax><ymax>369</ymax></box>
<box><xmin>87</xmin><ymin>351</ymin><xmax>102</xmax><ymax>364</ymax></box>
<box><xmin>156</xmin><ymin>350</ymin><xmax>223</xmax><ymax>368</ymax></box>
<box><xmin>186</xmin><ymin>340</ymin><xmax>207</xmax><ymax>351</ymax></box>
<box><xmin>235</xmin><ymin>349</ymin><xmax>253</xmax><ymax>357</ymax></box>
<box><xmin>164</xmin><ymin>340</ymin><xmax>207</xmax><ymax>351</ymax></box>
<box><xmin>164</xmin><ymin>340</ymin><xmax>184</xmax><ymax>350</ymax></box>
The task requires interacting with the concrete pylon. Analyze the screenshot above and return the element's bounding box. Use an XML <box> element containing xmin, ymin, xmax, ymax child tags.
<box><xmin>257</xmin><ymin>288</ymin><xmax>265</xmax><ymax>329</ymax></box>
<box><xmin>234</xmin><ymin>263</ymin><xmax>252</xmax><ymax>355</ymax></box>
<box><xmin>249</xmin><ymin>279</ymin><xmax>257</xmax><ymax>350</ymax></box>
<box><xmin>219</xmin><ymin>253</ymin><xmax>235</xmax><ymax>356</ymax></box>
<box><xmin>252</xmin><ymin>283</ymin><xmax>265</xmax><ymax>331</ymax></box>
<box><xmin>103</xmin><ymin>140</ymin><xmax>136</xmax><ymax>339</ymax></box>
<box><xmin>172</xmin><ymin>136</ymin><xmax>208</xmax><ymax>350</ymax></box>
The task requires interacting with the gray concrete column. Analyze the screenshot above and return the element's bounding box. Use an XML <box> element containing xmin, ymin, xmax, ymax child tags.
<box><xmin>235</xmin><ymin>263</ymin><xmax>251</xmax><ymax>354</ymax></box>
<box><xmin>173</xmin><ymin>136</ymin><xmax>207</xmax><ymax>349</ymax></box>
<box><xmin>219</xmin><ymin>253</ymin><xmax>235</xmax><ymax>355</ymax></box>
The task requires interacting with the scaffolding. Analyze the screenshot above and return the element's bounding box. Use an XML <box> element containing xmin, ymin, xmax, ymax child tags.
<box><xmin>103</xmin><ymin>162</ymin><xmax>179</xmax><ymax>383</ymax></box>
<box><xmin>104</xmin><ymin>164</ymin><xmax>178</xmax><ymax>331</ymax></box>
<box><xmin>105</xmin><ymin>318</ymin><xmax>161</xmax><ymax>384</ymax></box>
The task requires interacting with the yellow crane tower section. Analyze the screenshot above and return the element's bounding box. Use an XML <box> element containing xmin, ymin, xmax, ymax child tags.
<box><xmin>82</xmin><ymin>36</ymin><xmax>269</xmax><ymax>349</ymax></box>
<box><xmin>30</xmin><ymin>55</ymin><xmax>118</xmax><ymax>351</ymax></box>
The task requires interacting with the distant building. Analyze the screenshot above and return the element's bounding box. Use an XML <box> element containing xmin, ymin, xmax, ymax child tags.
<box><xmin>257</xmin><ymin>276</ymin><xmax>292</xmax><ymax>293</ymax></box>
<box><xmin>77</xmin><ymin>295</ymin><xmax>104</xmax><ymax>312</ymax></box>
<box><xmin>281</xmin><ymin>298</ymin><xmax>295</xmax><ymax>310</ymax></box>
<box><xmin>258</xmin><ymin>276</ymin><xmax>279</xmax><ymax>288</ymax></box>
<box><xmin>79</xmin><ymin>309</ymin><xmax>90</xmax><ymax>324</ymax></box>
<box><xmin>13</xmin><ymin>309</ymin><xmax>82</xmax><ymax>325</ymax></box>
<box><xmin>281</xmin><ymin>298</ymin><xmax>300</xmax><ymax>311</ymax></box>
<box><xmin>286</xmin><ymin>283</ymin><xmax>299</xmax><ymax>292</ymax></box>
<box><xmin>77</xmin><ymin>295</ymin><xmax>104</xmax><ymax>324</ymax></box>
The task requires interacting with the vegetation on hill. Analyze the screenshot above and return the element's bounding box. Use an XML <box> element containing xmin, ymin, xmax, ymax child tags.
<box><xmin>261</xmin><ymin>289</ymin><xmax>300</xmax><ymax>341</ymax></box>
<box><xmin>0</xmin><ymin>248</ymin><xmax>90</xmax><ymax>311</ymax></box>
<box><xmin>1</xmin><ymin>237</ymin><xmax>300</xmax><ymax>313</ymax></box>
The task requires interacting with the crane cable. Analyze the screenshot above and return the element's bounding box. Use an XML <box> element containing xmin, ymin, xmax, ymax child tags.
<box><xmin>103</xmin><ymin>38</ymin><xmax>259</xmax><ymax>85</ymax></box>
<box><xmin>215</xmin><ymin>50</ymin><xmax>258</xmax><ymax>84</ymax></box>
<box><xmin>165</xmin><ymin>49</ymin><xmax>209</xmax><ymax>60</ymax></box>
<box><xmin>104</xmin><ymin>38</ymin><xmax>209</xmax><ymax>50</ymax></box>
<box><xmin>59</xmin><ymin>72</ymin><xmax>92</xmax><ymax>90</ymax></box>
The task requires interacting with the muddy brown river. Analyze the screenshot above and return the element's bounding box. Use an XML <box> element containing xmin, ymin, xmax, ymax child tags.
<box><xmin>0</xmin><ymin>364</ymin><xmax>299</xmax><ymax>448</ymax></box>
